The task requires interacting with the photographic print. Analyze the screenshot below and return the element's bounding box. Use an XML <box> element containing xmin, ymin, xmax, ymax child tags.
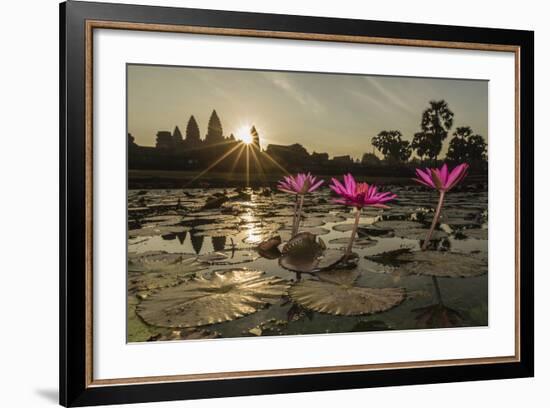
<box><xmin>126</xmin><ymin>64</ymin><xmax>488</xmax><ymax>343</ymax></box>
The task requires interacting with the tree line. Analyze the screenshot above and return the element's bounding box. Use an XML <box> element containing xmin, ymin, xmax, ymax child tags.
<box><xmin>370</xmin><ymin>100</ymin><xmax>487</xmax><ymax>165</ymax></box>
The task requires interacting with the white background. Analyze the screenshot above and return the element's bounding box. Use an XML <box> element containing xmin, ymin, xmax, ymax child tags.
<box><xmin>94</xmin><ymin>29</ymin><xmax>515</xmax><ymax>379</ymax></box>
<box><xmin>0</xmin><ymin>0</ymin><xmax>546</xmax><ymax>407</ymax></box>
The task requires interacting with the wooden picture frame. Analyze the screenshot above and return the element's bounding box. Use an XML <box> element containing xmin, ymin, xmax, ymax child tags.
<box><xmin>60</xmin><ymin>1</ymin><xmax>534</xmax><ymax>406</ymax></box>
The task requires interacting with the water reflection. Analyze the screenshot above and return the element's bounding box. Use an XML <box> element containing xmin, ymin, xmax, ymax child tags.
<box><xmin>127</xmin><ymin>186</ymin><xmax>488</xmax><ymax>339</ymax></box>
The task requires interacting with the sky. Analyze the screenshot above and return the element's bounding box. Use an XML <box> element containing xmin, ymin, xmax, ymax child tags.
<box><xmin>127</xmin><ymin>64</ymin><xmax>488</xmax><ymax>160</ymax></box>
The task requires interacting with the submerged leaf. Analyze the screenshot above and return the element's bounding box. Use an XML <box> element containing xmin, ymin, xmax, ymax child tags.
<box><xmin>137</xmin><ymin>270</ymin><xmax>289</xmax><ymax>328</ymax></box>
<box><xmin>396</xmin><ymin>250</ymin><xmax>487</xmax><ymax>278</ymax></box>
<box><xmin>289</xmin><ymin>270</ymin><xmax>405</xmax><ymax>316</ymax></box>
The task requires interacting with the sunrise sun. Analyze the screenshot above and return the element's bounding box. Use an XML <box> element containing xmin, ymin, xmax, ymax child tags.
<box><xmin>236</xmin><ymin>126</ymin><xmax>253</xmax><ymax>144</ymax></box>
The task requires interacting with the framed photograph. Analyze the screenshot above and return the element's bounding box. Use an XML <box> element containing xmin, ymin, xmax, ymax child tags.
<box><xmin>60</xmin><ymin>1</ymin><xmax>534</xmax><ymax>406</ymax></box>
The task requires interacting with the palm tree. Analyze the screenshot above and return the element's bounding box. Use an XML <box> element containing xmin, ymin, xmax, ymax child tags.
<box><xmin>446</xmin><ymin>126</ymin><xmax>487</xmax><ymax>163</ymax></box>
<box><xmin>419</xmin><ymin>100</ymin><xmax>454</xmax><ymax>163</ymax></box>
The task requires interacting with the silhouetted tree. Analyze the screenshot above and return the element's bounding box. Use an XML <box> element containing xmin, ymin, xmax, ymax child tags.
<box><xmin>361</xmin><ymin>152</ymin><xmax>381</xmax><ymax>166</ymax></box>
<box><xmin>371</xmin><ymin>130</ymin><xmax>412</xmax><ymax>162</ymax></box>
<box><xmin>155</xmin><ymin>131</ymin><xmax>173</xmax><ymax>149</ymax></box>
<box><xmin>185</xmin><ymin>115</ymin><xmax>201</xmax><ymax>147</ymax></box>
<box><xmin>411</xmin><ymin>131</ymin><xmax>431</xmax><ymax>161</ymax></box>
<box><xmin>446</xmin><ymin>126</ymin><xmax>487</xmax><ymax>163</ymax></box>
<box><xmin>205</xmin><ymin>109</ymin><xmax>224</xmax><ymax>144</ymax></box>
<box><xmin>415</xmin><ymin>100</ymin><xmax>454</xmax><ymax>161</ymax></box>
<box><xmin>128</xmin><ymin>133</ymin><xmax>137</xmax><ymax>149</ymax></box>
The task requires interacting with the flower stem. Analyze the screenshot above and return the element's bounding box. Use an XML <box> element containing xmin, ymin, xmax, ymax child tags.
<box><xmin>291</xmin><ymin>195</ymin><xmax>298</xmax><ymax>237</ymax></box>
<box><xmin>432</xmin><ymin>276</ymin><xmax>443</xmax><ymax>304</ymax></box>
<box><xmin>293</xmin><ymin>194</ymin><xmax>305</xmax><ymax>237</ymax></box>
<box><xmin>422</xmin><ymin>191</ymin><xmax>446</xmax><ymax>251</ymax></box>
<box><xmin>346</xmin><ymin>208</ymin><xmax>362</xmax><ymax>257</ymax></box>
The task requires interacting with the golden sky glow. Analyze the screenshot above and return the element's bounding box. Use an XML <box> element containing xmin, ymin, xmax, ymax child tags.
<box><xmin>128</xmin><ymin>64</ymin><xmax>488</xmax><ymax>159</ymax></box>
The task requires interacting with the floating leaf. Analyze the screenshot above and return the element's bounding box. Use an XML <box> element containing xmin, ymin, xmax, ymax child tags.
<box><xmin>150</xmin><ymin>328</ymin><xmax>221</xmax><ymax>341</ymax></box>
<box><xmin>392</xmin><ymin>228</ymin><xmax>448</xmax><ymax>240</ymax></box>
<box><xmin>128</xmin><ymin>252</ymin><xmax>205</xmax><ymax>294</ymax></box>
<box><xmin>202</xmin><ymin>195</ymin><xmax>228</xmax><ymax>209</ymax></box>
<box><xmin>373</xmin><ymin>220</ymin><xmax>423</xmax><ymax>229</ymax></box>
<box><xmin>142</xmin><ymin>215</ymin><xmax>184</xmax><ymax>227</ymax></box>
<box><xmin>332</xmin><ymin>223</ymin><xmax>371</xmax><ymax>232</ymax></box>
<box><xmin>193</xmin><ymin>229</ymin><xmax>238</xmax><ymax>237</ymax></box>
<box><xmin>128</xmin><ymin>225</ymin><xmax>191</xmax><ymax>238</ymax></box>
<box><xmin>462</xmin><ymin>228</ymin><xmax>488</xmax><ymax>240</ymax></box>
<box><xmin>333</xmin><ymin>223</ymin><xmax>392</xmax><ymax>237</ymax></box>
<box><xmin>280</xmin><ymin>248</ymin><xmax>345</xmax><ymax>273</ymax></box>
<box><xmin>194</xmin><ymin>222</ymin><xmax>239</xmax><ymax>232</ymax></box>
<box><xmin>281</xmin><ymin>232</ymin><xmax>325</xmax><ymax>255</ymax></box>
<box><xmin>257</xmin><ymin>235</ymin><xmax>281</xmax><ymax>252</ymax></box>
<box><xmin>396</xmin><ymin>250</ymin><xmax>487</xmax><ymax>278</ymax></box>
<box><xmin>136</xmin><ymin>270</ymin><xmax>289</xmax><ymax>328</ymax></box>
<box><xmin>328</xmin><ymin>237</ymin><xmax>378</xmax><ymax>248</ymax></box>
<box><xmin>279</xmin><ymin>227</ymin><xmax>330</xmax><ymax>241</ymax></box>
<box><xmin>305</xmin><ymin>214</ymin><xmax>346</xmax><ymax>223</ymax></box>
<box><xmin>289</xmin><ymin>269</ymin><xmax>405</xmax><ymax>316</ymax></box>
<box><xmin>127</xmin><ymin>295</ymin><xmax>159</xmax><ymax>342</ymax></box>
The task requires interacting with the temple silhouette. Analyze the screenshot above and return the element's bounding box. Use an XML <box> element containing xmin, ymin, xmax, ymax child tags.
<box><xmin>128</xmin><ymin>108</ymin><xmax>487</xmax><ymax>187</ymax></box>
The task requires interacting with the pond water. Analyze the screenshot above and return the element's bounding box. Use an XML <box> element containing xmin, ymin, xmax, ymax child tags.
<box><xmin>127</xmin><ymin>185</ymin><xmax>488</xmax><ymax>342</ymax></box>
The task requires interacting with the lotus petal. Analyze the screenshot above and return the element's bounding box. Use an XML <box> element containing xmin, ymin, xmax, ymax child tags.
<box><xmin>137</xmin><ymin>270</ymin><xmax>289</xmax><ymax>328</ymax></box>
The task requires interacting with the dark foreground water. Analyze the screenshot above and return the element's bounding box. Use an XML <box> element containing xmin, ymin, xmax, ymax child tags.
<box><xmin>127</xmin><ymin>186</ymin><xmax>488</xmax><ymax>342</ymax></box>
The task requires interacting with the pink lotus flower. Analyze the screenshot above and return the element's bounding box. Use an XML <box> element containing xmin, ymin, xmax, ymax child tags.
<box><xmin>277</xmin><ymin>173</ymin><xmax>324</xmax><ymax>238</ymax></box>
<box><xmin>330</xmin><ymin>174</ymin><xmax>397</xmax><ymax>209</ymax></box>
<box><xmin>414</xmin><ymin>163</ymin><xmax>468</xmax><ymax>192</ymax></box>
<box><xmin>413</xmin><ymin>163</ymin><xmax>469</xmax><ymax>251</ymax></box>
<box><xmin>330</xmin><ymin>174</ymin><xmax>396</xmax><ymax>257</ymax></box>
<box><xmin>277</xmin><ymin>173</ymin><xmax>324</xmax><ymax>195</ymax></box>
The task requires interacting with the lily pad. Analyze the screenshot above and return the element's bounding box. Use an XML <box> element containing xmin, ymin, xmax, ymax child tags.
<box><xmin>150</xmin><ymin>328</ymin><xmax>221</xmax><ymax>341</ymax></box>
<box><xmin>281</xmin><ymin>232</ymin><xmax>326</xmax><ymax>255</ymax></box>
<box><xmin>128</xmin><ymin>225</ymin><xmax>191</xmax><ymax>238</ymax></box>
<box><xmin>280</xmin><ymin>248</ymin><xmax>346</xmax><ymax>273</ymax></box>
<box><xmin>332</xmin><ymin>223</ymin><xmax>371</xmax><ymax>232</ymax></box>
<box><xmin>392</xmin><ymin>228</ymin><xmax>448</xmax><ymax>241</ymax></box>
<box><xmin>462</xmin><ymin>229</ymin><xmax>488</xmax><ymax>240</ymax></box>
<box><xmin>373</xmin><ymin>220</ymin><xmax>423</xmax><ymax>229</ymax></box>
<box><xmin>279</xmin><ymin>228</ymin><xmax>330</xmax><ymax>241</ymax></box>
<box><xmin>193</xmin><ymin>229</ymin><xmax>238</xmax><ymax>237</ymax></box>
<box><xmin>194</xmin><ymin>222</ymin><xmax>239</xmax><ymax>231</ymax></box>
<box><xmin>128</xmin><ymin>253</ymin><xmax>206</xmax><ymax>294</ymax></box>
<box><xmin>136</xmin><ymin>270</ymin><xmax>289</xmax><ymax>328</ymax></box>
<box><xmin>396</xmin><ymin>250</ymin><xmax>487</xmax><ymax>278</ymax></box>
<box><xmin>289</xmin><ymin>269</ymin><xmax>405</xmax><ymax>316</ymax></box>
<box><xmin>328</xmin><ymin>237</ymin><xmax>378</xmax><ymax>248</ymax></box>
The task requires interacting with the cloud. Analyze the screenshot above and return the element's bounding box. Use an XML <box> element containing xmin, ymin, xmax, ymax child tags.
<box><xmin>363</xmin><ymin>77</ymin><xmax>417</xmax><ymax>116</ymax></box>
<box><xmin>267</xmin><ymin>73</ymin><xmax>325</xmax><ymax>115</ymax></box>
